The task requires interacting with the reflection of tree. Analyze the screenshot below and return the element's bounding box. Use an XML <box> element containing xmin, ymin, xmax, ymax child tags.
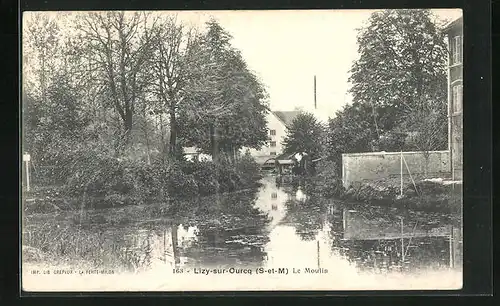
<box><xmin>327</xmin><ymin>204</ymin><xmax>345</xmax><ymax>243</ymax></box>
<box><xmin>171</xmin><ymin>223</ymin><xmax>181</xmax><ymax>266</ymax></box>
<box><xmin>281</xmin><ymin>191</ymin><xmax>328</xmax><ymax>241</ymax></box>
<box><xmin>179</xmin><ymin>189</ymin><xmax>271</xmax><ymax>267</ymax></box>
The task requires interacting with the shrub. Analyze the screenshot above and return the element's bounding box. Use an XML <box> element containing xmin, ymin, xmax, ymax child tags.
<box><xmin>154</xmin><ymin>159</ymin><xmax>199</xmax><ymax>198</ymax></box>
<box><xmin>34</xmin><ymin>142</ymin><xmax>265</xmax><ymax>211</ymax></box>
<box><xmin>214</xmin><ymin>160</ymin><xmax>240</xmax><ymax>193</ymax></box>
<box><xmin>182</xmin><ymin>160</ymin><xmax>219</xmax><ymax>196</ymax></box>
<box><xmin>64</xmin><ymin>147</ymin><xmax>122</xmax><ymax>198</ymax></box>
<box><xmin>64</xmin><ymin>145</ymin><xmax>161</xmax><ymax>207</ymax></box>
<box><xmin>234</xmin><ymin>153</ymin><xmax>262</xmax><ymax>187</ymax></box>
<box><xmin>312</xmin><ymin>160</ymin><xmax>345</xmax><ymax>198</ymax></box>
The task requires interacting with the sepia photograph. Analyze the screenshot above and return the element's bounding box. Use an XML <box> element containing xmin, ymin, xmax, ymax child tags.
<box><xmin>21</xmin><ymin>9</ymin><xmax>464</xmax><ymax>292</ymax></box>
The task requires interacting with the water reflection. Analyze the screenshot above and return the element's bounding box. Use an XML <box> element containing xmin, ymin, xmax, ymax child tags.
<box><xmin>23</xmin><ymin>175</ymin><xmax>462</xmax><ymax>278</ymax></box>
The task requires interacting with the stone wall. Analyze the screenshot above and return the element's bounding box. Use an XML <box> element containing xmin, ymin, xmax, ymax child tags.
<box><xmin>342</xmin><ymin>151</ymin><xmax>451</xmax><ymax>189</ymax></box>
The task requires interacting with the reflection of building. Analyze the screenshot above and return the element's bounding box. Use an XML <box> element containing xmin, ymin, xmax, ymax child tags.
<box><xmin>242</xmin><ymin>110</ymin><xmax>301</xmax><ymax>168</ymax></box>
<box><xmin>255</xmin><ymin>176</ymin><xmax>289</xmax><ymax>225</ymax></box>
<box><xmin>333</xmin><ymin>209</ymin><xmax>462</xmax><ymax>270</ymax></box>
<box><xmin>443</xmin><ymin>16</ymin><xmax>463</xmax><ymax>181</ymax></box>
<box><xmin>342</xmin><ymin>210</ymin><xmax>451</xmax><ymax>240</ymax></box>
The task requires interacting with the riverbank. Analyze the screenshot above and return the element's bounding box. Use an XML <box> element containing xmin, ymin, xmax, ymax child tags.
<box><xmin>24</xmin><ymin>153</ymin><xmax>263</xmax><ymax>214</ymax></box>
<box><xmin>342</xmin><ymin>177</ymin><xmax>462</xmax><ymax>214</ymax></box>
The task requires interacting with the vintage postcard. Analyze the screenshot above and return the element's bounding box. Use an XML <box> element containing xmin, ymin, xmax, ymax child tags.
<box><xmin>21</xmin><ymin>9</ymin><xmax>463</xmax><ymax>292</ymax></box>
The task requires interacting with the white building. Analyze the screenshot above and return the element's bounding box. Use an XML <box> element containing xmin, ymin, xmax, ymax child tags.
<box><xmin>242</xmin><ymin>110</ymin><xmax>301</xmax><ymax>166</ymax></box>
<box><xmin>183</xmin><ymin>146</ymin><xmax>212</xmax><ymax>162</ymax></box>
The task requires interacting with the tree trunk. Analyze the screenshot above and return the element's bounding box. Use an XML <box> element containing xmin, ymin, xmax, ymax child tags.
<box><xmin>212</xmin><ymin>123</ymin><xmax>219</xmax><ymax>163</ymax></box>
<box><xmin>144</xmin><ymin>123</ymin><xmax>151</xmax><ymax>165</ymax></box>
<box><xmin>124</xmin><ymin>110</ymin><xmax>133</xmax><ymax>146</ymax></box>
<box><xmin>169</xmin><ymin>109</ymin><xmax>177</xmax><ymax>158</ymax></box>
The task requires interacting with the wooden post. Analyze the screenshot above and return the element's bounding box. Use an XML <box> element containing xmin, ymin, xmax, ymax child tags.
<box><xmin>23</xmin><ymin>153</ymin><xmax>31</xmax><ymax>192</ymax></box>
<box><xmin>317</xmin><ymin>240</ymin><xmax>320</xmax><ymax>268</ymax></box>
<box><xmin>343</xmin><ymin>209</ymin><xmax>347</xmax><ymax>232</ymax></box>
<box><xmin>164</xmin><ymin>229</ymin><xmax>167</xmax><ymax>264</ymax></box>
<box><xmin>449</xmin><ymin>225</ymin><xmax>454</xmax><ymax>268</ymax></box>
<box><xmin>400</xmin><ymin>151</ymin><xmax>403</xmax><ymax>197</ymax></box>
<box><xmin>400</xmin><ymin>217</ymin><xmax>405</xmax><ymax>265</ymax></box>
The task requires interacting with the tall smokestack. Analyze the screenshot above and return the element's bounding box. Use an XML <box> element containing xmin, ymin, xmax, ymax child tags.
<box><xmin>314</xmin><ymin>75</ymin><xmax>317</xmax><ymax>109</ymax></box>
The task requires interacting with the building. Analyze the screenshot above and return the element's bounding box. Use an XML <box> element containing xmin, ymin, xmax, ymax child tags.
<box><xmin>443</xmin><ymin>16</ymin><xmax>463</xmax><ymax>181</ymax></box>
<box><xmin>243</xmin><ymin>110</ymin><xmax>301</xmax><ymax>167</ymax></box>
<box><xmin>183</xmin><ymin>146</ymin><xmax>212</xmax><ymax>162</ymax></box>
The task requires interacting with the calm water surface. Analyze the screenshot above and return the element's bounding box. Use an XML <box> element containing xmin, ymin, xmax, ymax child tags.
<box><xmin>23</xmin><ymin>176</ymin><xmax>463</xmax><ymax>282</ymax></box>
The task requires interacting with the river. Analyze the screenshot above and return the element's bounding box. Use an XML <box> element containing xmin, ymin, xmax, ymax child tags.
<box><xmin>22</xmin><ymin>176</ymin><xmax>463</xmax><ymax>291</ymax></box>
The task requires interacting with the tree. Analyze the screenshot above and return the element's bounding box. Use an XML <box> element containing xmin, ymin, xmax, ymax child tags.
<box><xmin>400</xmin><ymin>101</ymin><xmax>448</xmax><ymax>175</ymax></box>
<box><xmin>324</xmin><ymin>103</ymin><xmax>378</xmax><ymax>171</ymax></box>
<box><xmin>23</xmin><ymin>14</ymin><xmax>96</xmax><ymax>165</ymax></box>
<box><xmin>178</xmin><ymin>19</ymin><xmax>269</xmax><ymax>162</ymax></box>
<box><xmin>23</xmin><ymin>14</ymin><xmax>62</xmax><ymax>104</ymax></box>
<box><xmin>348</xmin><ymin>9</ymin><xmax>448</xmax><ymax>144</ymax></box>
<box><xmin>73</xmin><ymin>12</ymin><xmax>157</xmax><ymax>148</ymax></box>
<box><xmin>149</xmin><ymin>16</ymin><xmax>203</xmax><ymax>158</ymax></box>
<box><xmin>282</xmin><ymin>112</ymin><xmax>325</xmax><ymax>159</ymax></box>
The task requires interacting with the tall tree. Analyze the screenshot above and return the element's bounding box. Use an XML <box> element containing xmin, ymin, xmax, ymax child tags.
<box><xmin>348</xmin><ymin>9</ymin><xmax>448</xmax><ymax>142</ymax></box>
<box><xmin>325</xmin><ymin>103</ymin><xmax>378</xmax><ymax>170</ymax></box>
<box><xmin>73</xmin><ymin>12</ymin><xmax>157</xmax><ymax>148</ymax></box>
<box><xmin>178</xmin><ymin>19</ymin><xmax>269</xmax><ymax>162</ymax></box>
<box><xmin>23</xmin><ymin>14</ymin><xmax>62</xmax><ymax>103</ymax></box>
<box><xmin>282</xmin><ymin>112</ymin><xmax>325</xmax><ymax>159</ymax></box>
<box><xmin>149</xmin><ymin>16</ymin><xmax>202</xmax><ymax>158</ymax></box>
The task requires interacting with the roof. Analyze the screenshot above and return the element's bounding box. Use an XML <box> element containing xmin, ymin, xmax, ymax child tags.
<box><xmin>272</xmin><ymin>111</ymin><xmax>301</xmax><ymax>127</ymax></box>
<box><xmin>275</xmin><ymin>152</ymin><xmax>295</xmax><ymax>161</ymax></box>
<box><xmin>253</xmin><ymin>155</ymin><xmax>277</xmax><ymax>165</ymax></box>
<box><xmin>442</xmin><ymin>16</ymin><xmax>463</xmax><ymax>33</ymax></box>
<box><xmin>183</xmin><ymin>146</ymin><xmax>199</xmax><ymax>154</ymax></box>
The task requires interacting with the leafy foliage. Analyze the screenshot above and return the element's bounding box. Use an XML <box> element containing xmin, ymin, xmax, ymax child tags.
<box><xmin>282</xmin><ymin>112</ymin><xmax>325</xmax><ymax>159</ymax></box>
<box><xmin>311</xmin><ymin>160</ymin><xmax>345</xmax><ymax>198</ymax></box>
<box><xmin>23</xmin><ymin>13</ymin><xmax>267</xmax><ymax>206</ymax></box>
<box><xmin>349</xmin><ymin>9</ymin><xmax>448</xmax><ymax>116</ymax></box>
<box><xmin>325</xmin><ymin>9</ymin><xmax>449</xmax><ymax>170</ymax></box>
<box><xmin>178</xmin><ymin>20</ymin><xmax>269</xmax><ymax>158</ymax></box>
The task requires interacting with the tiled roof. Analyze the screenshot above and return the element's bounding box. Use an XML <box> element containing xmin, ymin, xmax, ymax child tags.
<box><xmin>272</xmin><ymin>110</ymin><xmax>302</xmax><ymax>127</ymax></box>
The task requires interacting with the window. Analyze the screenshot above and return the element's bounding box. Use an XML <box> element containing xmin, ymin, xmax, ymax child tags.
<box><xmin>271</xmin><ymin>192</ymin><xmax>277</xmax><ymax>199</ymax></box>
<box><xmin>270</xmin><ymin>141</ymin><xmax>276</xmax><ymax>147</ymax></box>
<box><xmin>452</xmin><ymin>84</ymin><xmax>463</xmax><ymax>113</ymax></box>
<box><xmin>270</xmin><ymin>151</ymin><xmax>276</xmax><ymax>156</ymax></box>
<box><xmin>270</xmin><ymin>130</ymin><xmax>276</xmax><ymax>136</ymax></box>
<box><xmin>452</xmin><ymin>36</ymin><xmax>463</xmax><ymax>64</ymax></box>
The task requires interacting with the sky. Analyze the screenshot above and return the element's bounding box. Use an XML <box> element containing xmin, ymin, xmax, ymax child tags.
<box><xmin>23</xmin><ymin>9</ymin><xmax>463</xmax><ymax>122</ymax></box>
<box><xmin>172</xmin><ymin>9</ymin><xmax>463</xmax><ymax>121</ymax></box>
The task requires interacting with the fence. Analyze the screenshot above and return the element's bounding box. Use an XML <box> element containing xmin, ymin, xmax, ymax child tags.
<box><xmin>342</xmin><ymin>150</ymin><xmax>451</xmax><ymax>189</ymax></box>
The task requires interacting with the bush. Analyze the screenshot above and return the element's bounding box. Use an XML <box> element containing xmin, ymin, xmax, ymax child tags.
<box><xmin>234</xmin><ymin>153</ymin><xmax>263</xmax><ymax>187</ymax></box>
<box><xmin>36</xmin><ymin>143</ymin><xmax>265</xmax><ymax>210</ymax></box>
<box><xmin>214</xmin><ymin>160</ymin><xmax>241</xmax><ymax>193</ymax></box>
<box><xmin>312</xmin><ymin>160</ymin><xmax>345</xmax><ymax>198</ymax></box>
<box><xmin>64</xmin><ymin>145</ymin><xmax>162</xmax><ymax>207</ymax></box>
<box><xmin>158</xmin><ymin>160</ymin><xmax>199</xmax><ymax>198</ymax></box>
<box><xmin>182</xmin><ymin>160</ymin><xmax>219</xmax><ymax>196</ymax></box>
